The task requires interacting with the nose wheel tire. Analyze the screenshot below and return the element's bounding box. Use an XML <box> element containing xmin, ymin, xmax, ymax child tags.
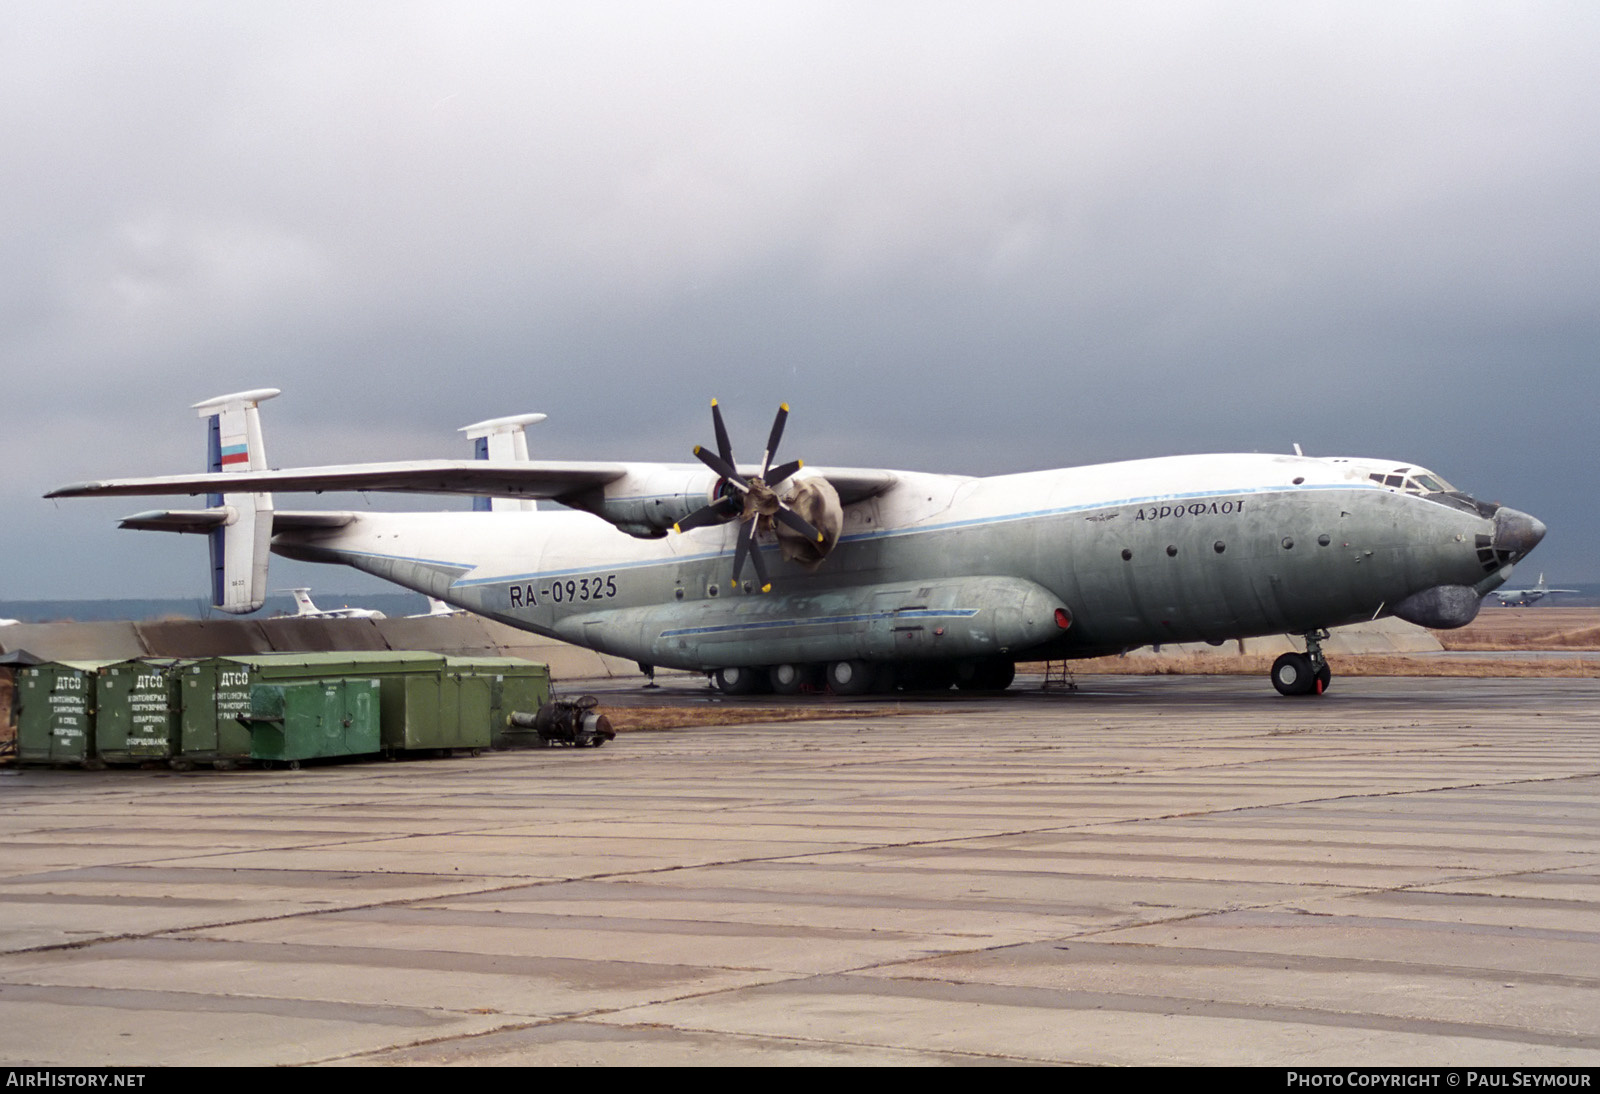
<box><xmin>1271</xmin><ymin>652</ymin><xmax>1327</xmax><ymax>696</ymax></box>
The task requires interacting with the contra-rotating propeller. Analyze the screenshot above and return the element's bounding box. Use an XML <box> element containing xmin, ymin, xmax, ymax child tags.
<box><xmin>672</xmin><ymin>399</ymin><xmax>825</xmax><ymax>593</ymax></box>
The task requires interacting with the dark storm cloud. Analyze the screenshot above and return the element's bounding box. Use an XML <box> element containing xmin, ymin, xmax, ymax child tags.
<box><xmin>4</xmin><ymin>2</ymin><xmax>1597</xmax><ymax>598</ymax></box>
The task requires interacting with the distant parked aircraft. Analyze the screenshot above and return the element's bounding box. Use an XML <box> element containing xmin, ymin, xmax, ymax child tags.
<box><xmin>1490</xmin><ymin>574</ymin><xmax>1577</xmax><ymax>607</ymax></box>
<box><xmin>282</xmin><ymin>587</ymin><xmax>386</xmax><ymax>620</ymax></box>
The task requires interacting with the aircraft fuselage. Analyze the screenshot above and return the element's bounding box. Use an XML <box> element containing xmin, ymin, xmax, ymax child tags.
<box><xmin>273</xmin><ymin>452</ymin><xmax>1523</xmax><ymax>672</ymax></box>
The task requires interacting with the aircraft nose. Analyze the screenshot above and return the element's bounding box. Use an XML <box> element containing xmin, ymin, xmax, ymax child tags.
<box><xmin>1492</xmin><ymin>507</ymin><xmax>1547</xmax><ymax>557</ymax></box>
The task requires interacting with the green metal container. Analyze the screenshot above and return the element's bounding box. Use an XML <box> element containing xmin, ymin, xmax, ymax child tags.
<box><xmin>446</xmin><ymin>657</ymin><xmax>552</xmax><ymax>748</ymax></box>
<box><xmin>176</xmin><ymin>659</ymin><xmax>259</xmax><ymax>769</ymax></box>
<box><xmin>94</xmin><ymin>660</ymin><xmax>183</xmax><ymax>765</ymax></box>
<box><xmin>14</xmin><ymin>661</ymin><xmax>114</xmax><ymax>766</ymax></box>
<box><xmin>195</xmin><ymin>652</ymin><xmax>484</xmax><ymax>756</ymax></box>
<box><xmin>249</xmin><ymin>677</ymin><xmax>381</xmax><ymax>766</ymax></box>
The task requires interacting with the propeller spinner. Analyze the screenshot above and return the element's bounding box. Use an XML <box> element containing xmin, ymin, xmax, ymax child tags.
<box><xmin>672</xmin><ymin>399</ymin><xmax>825</xmax><ymax>592</ymax></box>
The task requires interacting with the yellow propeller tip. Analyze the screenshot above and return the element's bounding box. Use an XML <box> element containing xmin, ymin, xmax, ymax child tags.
<box><xmin>780</xmin><ymin>402</ymin><xmax>789</xmax><ymax>412</ymax></box>
<box><xmin>761</xmin><ymin>584</ymin><xmax>772</xmax><ymax>593</ymax></box>
<box><xmin>710</xmin><ymin>397</ymin><xmax>718</xmax><ymax>407</ymax></box>
<box><xmin>671</xmin><ymin>523</ymin><xmax>681</xmax><ymax>534</ymax></box>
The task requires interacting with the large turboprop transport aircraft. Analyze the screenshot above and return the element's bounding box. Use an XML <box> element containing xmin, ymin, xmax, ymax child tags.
<box><xmin>49</xmin><ymin>389</ymin><xmax>1546</xmax><ymax>696</ymax></box>
<box><xmin>1491</xmin><ymin>573</ymin><xmax>1578</xmax><ymax>607</ymax></box>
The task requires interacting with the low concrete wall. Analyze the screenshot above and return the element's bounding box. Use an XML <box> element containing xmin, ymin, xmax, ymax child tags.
<box><xmin>0</xmin><ymin>615</ymin><xmax>642</xmax><ymax>682</ymax></box>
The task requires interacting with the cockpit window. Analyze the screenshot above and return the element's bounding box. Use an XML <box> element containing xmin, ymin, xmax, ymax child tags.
<box><xmin>1369</xmin><ymin>468</ymin><xmax>1454</xmax><ymax>495</ymax></box>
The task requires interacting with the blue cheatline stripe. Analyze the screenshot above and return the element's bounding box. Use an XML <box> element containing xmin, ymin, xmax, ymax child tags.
<box><xmin>321</xmin><ymin>481</ymin><xmax>1382</xmax><ymax>588</ymax></box>
<box><xmin>659</xmin><ymin>608</ymin><xmax>980</xmax><ymax>639</ymax></box>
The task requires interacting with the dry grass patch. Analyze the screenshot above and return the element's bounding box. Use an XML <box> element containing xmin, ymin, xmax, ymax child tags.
<box><xmin>1435</xmin><ymin>607</ymin><xmax>1600</xmax><ymax>650</ymax></box>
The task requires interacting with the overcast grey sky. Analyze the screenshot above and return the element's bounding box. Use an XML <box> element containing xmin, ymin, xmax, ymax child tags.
<box><xmin>5</xmin><ymin>1</ymin><xmax>1597</xmax><ymax>601</ymax></box>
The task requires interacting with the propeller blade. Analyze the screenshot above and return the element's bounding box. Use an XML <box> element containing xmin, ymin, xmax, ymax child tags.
<box><xmin>730</xmin><ymin>516</ymin><xmax>754</xmax><ymax>586</ymax></box>
<box><xmin>711</xmin><ymin>398</ymin><xmax>734</xmax><ymax>467</ymax></box>
<box><xmin>764</xmin><ymin>459</ymin><xmax>803</xmax><ymax>487</ymax></box>
<box><xmin>745</xmin><ymin>524</ymin><xmax>772</xmax><ymax>592</ymax></box>
<box><xmin>691</xmin><ymin>399</ymin><xmax>808</xmax><ymax>590</ymax></box>
<box><xmin>772</xmin><ymin>504</ymin><xmax>825</xmax><ymax>544</ymax></box>
<box><xmin>693</xmin><ymin>445</ymin><xmax>746</xmax><ymax>488</ymax></box>
<box><xmin>673</xmin><ymin>495</ymin><xmax>738</xmax><ymax>534</ymax></box>
<box><xmin>759</xmin><ymin>403</ymin><xmax>789</xmax><ymax>478</ymax></box>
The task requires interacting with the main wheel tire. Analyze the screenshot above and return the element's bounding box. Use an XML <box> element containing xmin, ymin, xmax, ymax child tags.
<box><xmin>956</xmin><ymin>657</ymin><xmax>1015</xmax><ymax>691</ymax></box>
<box><xmin>714</xmin><ymin>666</ymin><xmax>768</xmax><ymax>695</ymax></box>
<box><xmin>826</xmin><ymin>659</ymin><xmax>876</xmax><ymax>696</ymax></box>
<box><xmin>1271</xmin><ymin>652</ymin><xmax>1316</xmax><ymax>696</ymax></box>
<box><xmin>982</xmin><ymin>659</ymin><xmax>1015</xmax><ymax>691</ymax></box>
<box><xmin>769</xmin><ymin>662</ymin><xmax>816</xmax><ymax>695</ymax></box>
<box><xmin>871</xmin><ymin>663</ymin><xmax>899</xmax><ymax>694</ymax></box>
<box><xmin>897</xmin><ymin>661</ymin><xmax>956</xmax><ymax>692</ymax></box>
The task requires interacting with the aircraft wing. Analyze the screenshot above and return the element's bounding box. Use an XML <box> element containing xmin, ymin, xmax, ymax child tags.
<box><xmin>51</xmin><ymin>461</ymin><xmax>901</xmax><ymax>505</ymax></box>
<box><xmin>49</xmin><ymin>460</ymin><xmax>632</xmax><ymax>501</ymax></box>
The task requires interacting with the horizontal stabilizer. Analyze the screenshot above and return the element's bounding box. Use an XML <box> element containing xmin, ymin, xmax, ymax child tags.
<box><xmin>119</xmin><ymin>509</ymin><xmax>357</xmax><ymax>534</ymax></box>
<box><xmin>119</xmin><ymin>510</ymin><xmax>229</xmax><ymax>534</ymax></box>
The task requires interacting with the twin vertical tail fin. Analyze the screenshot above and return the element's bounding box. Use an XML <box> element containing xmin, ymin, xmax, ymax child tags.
<box><xmin>194</xmin><ymin>388</ymin><xmax>279</xmax><ymax>614</ymax></box>
<box><xmin>459</xmin><ymin>412</ymin><xmax>546</xmax><ymax>512</ymax></box>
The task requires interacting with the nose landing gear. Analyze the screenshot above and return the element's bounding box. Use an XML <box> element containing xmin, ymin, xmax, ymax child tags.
<box><xmin>1271</xmin><ymin>629</ymin><xmax>1331</xmax><ymax>696</ymax></box>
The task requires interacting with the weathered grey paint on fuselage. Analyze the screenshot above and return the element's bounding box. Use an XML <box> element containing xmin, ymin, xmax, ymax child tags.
<box><xmin>273</xmin><ymin>452</ymin><xmax>1507</xmax><ymax>673</ymax></box>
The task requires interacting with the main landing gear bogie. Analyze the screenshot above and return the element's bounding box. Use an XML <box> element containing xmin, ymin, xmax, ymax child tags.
<box><xmin>1271</xmin><ymin>630</ymin><xmax>1332</xmax><ymax>697</ymax></box>
<box><xmin>712</xmin><ymin>657</ymin><xmax>1016</xmax><ymax>697</ymax></box>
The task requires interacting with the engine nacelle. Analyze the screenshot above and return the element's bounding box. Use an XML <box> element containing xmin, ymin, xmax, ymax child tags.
<box><xmin>564</xmin><ymin>466</ymin><xmax>846</xmax><ymax>567</ymax></box>
<box><xmin>562</xmin><ymin>467</ymin><xmax>721</xmax><ymax>537</ymax></box>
